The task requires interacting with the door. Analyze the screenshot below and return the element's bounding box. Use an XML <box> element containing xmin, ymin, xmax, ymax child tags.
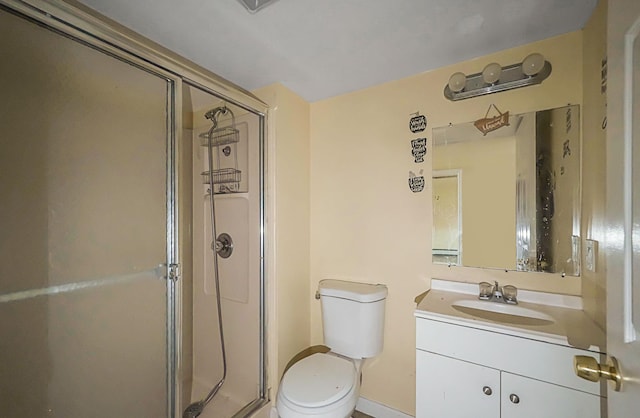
<box><xmin>432</xmin><ymin>170</ymin><xmax>462</xmax><ymax>265</ymax></box>
<box><xmin>606</xmin><ymin>0</ymin><xmax>640</xmax><ymax>415</ymax></box>
<box><xmin>0</xmin><ymin>6</ymin><xmax>175</xmax><ymax>417</ymax></box>
<box><xmin>416</xmin><ymin>350</ymin><xmax>500</xmax><ymax>418</ymax></box>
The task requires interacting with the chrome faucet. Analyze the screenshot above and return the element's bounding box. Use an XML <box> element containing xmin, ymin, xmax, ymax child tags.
<box><xmin>478</xmin><ymin>281</ymin><xmax>518</xmax><ymax>304</ymax></box>
<box><xmin>492</xmin><ymin>281</ymin><xmax>504</xmax><ymax>301</ymax></box>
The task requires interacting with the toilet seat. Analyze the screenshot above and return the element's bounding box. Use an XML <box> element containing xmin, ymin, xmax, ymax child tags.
<box><xmin>280</xmin><ymin>353</ymin><xmax>357</xmax><ymax>408</ymax></box>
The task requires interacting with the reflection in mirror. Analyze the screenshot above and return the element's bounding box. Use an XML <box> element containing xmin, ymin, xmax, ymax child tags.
<box><xmin>432</xmin><ymin>105</ymin><xmax>580</xmax><ymax>275</ymax></box>
<box><xmin>432</xmin><ymin>170</ymin><xmax>462</xmax><ymax>265</ymax></box>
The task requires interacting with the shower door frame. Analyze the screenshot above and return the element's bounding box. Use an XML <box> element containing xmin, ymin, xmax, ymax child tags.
<box><xmin>0</xmin><ymin>1</ymin><xmax>270</xmax><ymax>417</ymax></box>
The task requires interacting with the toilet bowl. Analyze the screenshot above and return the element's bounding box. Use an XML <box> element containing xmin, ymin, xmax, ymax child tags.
<box><xmin>277</xmin><ymin>353</ymin><xmax>361</xmax><ymax>418</ymax></box>
<box><xmin>275</xmin><ymin>279</ymin><xmax>388</xmax><ymax>418</ymax></box>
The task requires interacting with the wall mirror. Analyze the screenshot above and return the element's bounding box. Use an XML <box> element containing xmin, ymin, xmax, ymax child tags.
<box><xmin>432</xmin><ymin>105</ymin><xmax>581</xmax><ymax>276</ymax></box>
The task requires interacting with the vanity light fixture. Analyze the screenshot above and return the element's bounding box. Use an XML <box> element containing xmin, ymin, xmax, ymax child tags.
<box><xmin>481</xmin><ymin>62</ymin><xmax>502</xmax><ymax>84</ymax></box>
<box><xmin>444</xmin><ymin>53</ymin><xmax>552</xmax><ymax>101</ymax></box>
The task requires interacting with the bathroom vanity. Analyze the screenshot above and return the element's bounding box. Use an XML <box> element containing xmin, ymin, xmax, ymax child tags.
<box><xmin>414</xmin><ymin>280</ymin><xmax>605</xmax><ymax>418</ymax></box>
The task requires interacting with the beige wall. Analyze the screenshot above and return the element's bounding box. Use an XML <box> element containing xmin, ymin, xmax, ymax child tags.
<box><xmin>581</xmin><ymin>0</ymin><xmax>608</xmax><ymax>331</ymax></box>
<box><xmin>309</xmin><ymin>32</ymin><xmax>584</xmax><ymax>414</ymax></box>
<box><xmin>252</xmin><ymin>83</ymin><xmax>311</xmax><ymax>398</ymax></box>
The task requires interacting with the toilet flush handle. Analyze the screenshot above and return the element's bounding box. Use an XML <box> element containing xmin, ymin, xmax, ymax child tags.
<box><xmin>315</xmin><ymin>291</ymin><xmax>320</xmax><ymax>300</ymax></box>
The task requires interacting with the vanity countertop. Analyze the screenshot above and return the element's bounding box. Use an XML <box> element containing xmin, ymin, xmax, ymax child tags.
<box><xmin>414</xmin><ymin>279</ymin><xmax>605</xmax><ymax>353</ymax></box>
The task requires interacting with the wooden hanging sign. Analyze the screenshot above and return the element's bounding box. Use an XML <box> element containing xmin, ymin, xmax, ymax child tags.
<box><xmin>474</xmin><ymin>104</ymin><xmax>510</xmax><ymax>136</ymax></box>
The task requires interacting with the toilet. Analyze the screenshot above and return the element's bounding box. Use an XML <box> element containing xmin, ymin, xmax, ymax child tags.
<box><xmin>276</xmin><ymin>279</ymin><xmax>388</xmax><ymax>418</ymax></box>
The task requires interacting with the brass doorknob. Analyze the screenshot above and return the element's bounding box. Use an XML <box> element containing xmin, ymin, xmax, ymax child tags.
<box><xmin>574</xmin><ymin>355</ymin><xmax>622</xmax><ymax>391</ymax></box>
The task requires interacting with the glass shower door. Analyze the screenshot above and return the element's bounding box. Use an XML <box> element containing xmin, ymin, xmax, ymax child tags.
<box><xmin>0</xmin><ymin>7</ymin><xmax>174</xmax><ymax>417</ymax></box>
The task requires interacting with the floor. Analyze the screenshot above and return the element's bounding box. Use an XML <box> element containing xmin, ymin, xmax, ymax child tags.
<box><xmin>353</xmin><ymin>411</ymin><xmax>374</xmax><ymax>418</ymax></box>
<box><xmin>187</xmin><ymin>385</ymin><xmax>245</xmax><ymax>418</ymax></box>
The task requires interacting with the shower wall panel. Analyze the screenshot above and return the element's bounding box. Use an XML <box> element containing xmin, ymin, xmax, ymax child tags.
<box><xmin>205</xmin><ymin>195</ymin><xmax>250</xmax><ymax>303</ymax></box>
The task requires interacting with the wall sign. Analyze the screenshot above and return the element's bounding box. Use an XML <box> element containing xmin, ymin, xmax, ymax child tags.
<box><xmin>408</xmin><ymin>170</ymin><xmax>425</xmax><ymax>193</ymax></box>
<box><xmin>411</xmin><ymin>138</ymin><xmax>427</xmax><ymax>163</ymax></box>
<box><xmin>474</xmin><ymin>104</ymin><xmax>510</xmax><ymax>136</ymax></box>
<box><xmin>410</xmin><ymin>114</ymin><xmax>427</xmax><ymax>133</ymax></box>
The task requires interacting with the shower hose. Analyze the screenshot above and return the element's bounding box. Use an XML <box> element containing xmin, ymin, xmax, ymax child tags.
<box><xmin>183</xmin><ymin>106</ymin><xmax>231</xmax><ymax>418</ymax></box>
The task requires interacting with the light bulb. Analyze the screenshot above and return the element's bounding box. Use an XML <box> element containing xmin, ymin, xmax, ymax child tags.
<box><xmin>522</xmin><ymin>53</ymin><xmax>545</xmax><ymax>76</ymax></box>
<box><xmin>448</xmin><ymin>72</ymin><xmax>467</xmax><ymax>92</ymax></box>
<box><xmin>482</xmin><ymin>62</ymin><xmax>502</xmax><ymax>84</ymax></box>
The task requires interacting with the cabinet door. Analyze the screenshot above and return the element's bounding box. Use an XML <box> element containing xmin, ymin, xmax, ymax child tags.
<box><xmin>416</xmin><ymin>350</ymin><xmax>500</xmax><ymax>418</ymax></box>
<box><xmin>501</xmin><ymin>372</ymin><xmax>602</xmax><ymax>418</ymax></box>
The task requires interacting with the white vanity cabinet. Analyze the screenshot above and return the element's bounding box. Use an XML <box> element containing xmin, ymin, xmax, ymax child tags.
<box><xmin>415</xmin><ymin>317</ymin><xmax>604</xmax><ymax>418</ymax></box>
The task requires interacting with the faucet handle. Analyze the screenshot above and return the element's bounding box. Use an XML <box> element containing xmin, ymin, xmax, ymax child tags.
<box><xmin>478</xmin><ymin>282</ymin><xmax>493</xmax><ymax>300</ymax></box>
<box><xmin>502</xmin><ymin>285</ymin><xmax>518</xmax><ymax>304</ymax></box>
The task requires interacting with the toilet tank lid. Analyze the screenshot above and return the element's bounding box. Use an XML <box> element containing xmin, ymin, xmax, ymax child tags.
<box><xmin>318</xmin><ymin>280</ymin><xmax>388</xmax><ymax>303</ymax></box>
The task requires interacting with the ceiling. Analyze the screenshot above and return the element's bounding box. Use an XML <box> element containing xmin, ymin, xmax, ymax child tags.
<box><xmin>78</xmin><ymin>0</ymin><xmax>598</xmax><ymax>102</ymax></box>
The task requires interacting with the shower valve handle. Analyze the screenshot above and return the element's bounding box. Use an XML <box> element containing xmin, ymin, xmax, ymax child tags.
<box><xmin>212</xmin><ymin>233</ymin><xmax>234</xmax><ymax>258</ymax></box>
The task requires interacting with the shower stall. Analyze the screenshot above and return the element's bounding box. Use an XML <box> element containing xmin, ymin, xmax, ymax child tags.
<box><xmin>0</xmin><ymin>2</ymin><xmax>269</xmax><ymax>417</ymax></box>
<box><xmin>181</xmin><ymin>86</ymin><xmax>266</xmax><ymax>418</ymax></box>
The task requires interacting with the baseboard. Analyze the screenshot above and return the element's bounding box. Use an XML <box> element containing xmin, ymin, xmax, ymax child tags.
<box><xmin>356</xmin><ymin>397</ymin><xmax>414</xmax><ymax>418</ymax></box>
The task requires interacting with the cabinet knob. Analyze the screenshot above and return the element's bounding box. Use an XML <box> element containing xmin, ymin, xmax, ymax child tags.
<box><xmin>482</xmin><ymin>386</ymin><xmax>492</xmax><ymax>396</ymax></box>
<box><xmin>509</xmin><ymin>394</ymin><xmax>520</xmax><ymax>404</ymax></box>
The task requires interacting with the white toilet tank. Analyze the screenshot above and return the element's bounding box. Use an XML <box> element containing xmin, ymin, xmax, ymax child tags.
<box><xmin>318</xmin><ymin>279</ymin><xmax>388</xmax><ymax>359</ymax></box>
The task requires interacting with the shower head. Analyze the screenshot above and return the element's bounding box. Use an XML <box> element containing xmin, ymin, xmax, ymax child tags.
<box><xmin>205</xmin><ymin>106</ymin><xmax>230</xmax><ymax>122</ymax></box>
<box><xmin>183</xmin><ymin>401</ymin><xmax>204</xmax><ymax>418</ymax></box>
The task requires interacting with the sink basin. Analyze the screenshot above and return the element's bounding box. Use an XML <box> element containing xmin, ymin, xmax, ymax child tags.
<box><xmin>451</xmin><ymin>299</ymin><xmax>555</xmax><ymax>326</ymax></box>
